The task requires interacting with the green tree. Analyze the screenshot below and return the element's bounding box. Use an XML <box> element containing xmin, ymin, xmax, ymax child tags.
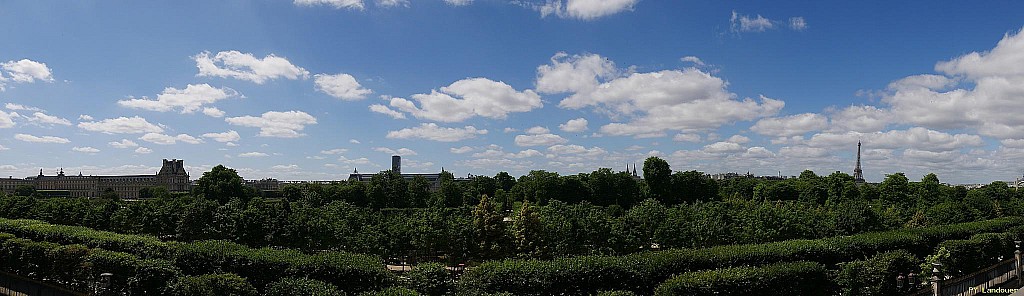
<box><xmin>494</xmin><ymin>171</ymin><xmax>517</xmax><ymax>192</ymax></box>
<box><xmin>511</xmin><ymin>201</ymin><xmax>544</xmax><ymax>258</ymax></box>
<box><xmin>643</xmin><ymin>157</ymin><xmax>672</xmax><ymax>203</ymax></box>
<box><xmin>879</xmin><ymin>173</ymin><xmax>911</xmax><ymax>208</ymax></box>
<box><xmin>407</xmin><ymin>176</ymin><xmax>431</xmax><ymax>208</ymax></box>
<box><xmin>511</xmin><ymin>170</ymin><xmax>562</xmax><ymax>205</ymax></box>
<box><xmin>671</xmin><ymin>170</ymin><xmax>719</xmax><ymax>203</ymax></box>
<box><xmin>193</xmin><ymin>165</ymin><xmax>248</xmax><ymax>204</ymax></box>
<box><xmin>368</xmin><ymin>170</ymin><xmax>410</xmax><ymax>208</ymax></box>
<box><xmin>473</xmin><ymin>195</ymin><xmax>507</xmax><ymax>259</ymax></box>
<box><xmin>14</xmin><ymin>185</ymin><xmax>35</xmax><ymax>197</ymax></box>
<box><xmin>619</xmin><ymin>198</ymin><xmax>666</xmax><ymax>251</ymax></box>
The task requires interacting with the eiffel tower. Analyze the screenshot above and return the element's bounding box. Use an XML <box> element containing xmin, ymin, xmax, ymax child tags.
<box><xmin>853</xmin><ymin>141</ymin><xmax>865</xmax><ymax>184</ymax></box>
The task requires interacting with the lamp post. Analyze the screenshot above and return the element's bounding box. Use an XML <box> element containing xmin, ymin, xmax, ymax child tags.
<box><xmin>1016</xmin><ymin>240</ymin><xmax>1022</xmax><ymax>286</ymax></box>
<box><xmin>897</xmin><ymin>273</ymin><xmax>905</xmax><ymax>291</ymax></box>
<box><xmin>931</xmin><ymin>262</ymin><xmax>942</xmax><ymax>296</ymax></box>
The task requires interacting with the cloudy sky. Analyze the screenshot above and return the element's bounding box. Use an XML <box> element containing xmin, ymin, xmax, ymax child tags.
<box><xmin>1</xmin><ymin>1</ymin><xmax>1024</xmax><ymax>184</ymax></box>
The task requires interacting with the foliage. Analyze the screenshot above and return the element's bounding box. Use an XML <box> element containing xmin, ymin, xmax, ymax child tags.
<box><xmin>836</xmin><ymin>250</ymin><xmax>920</xmax><ymax>296</ymax></box>
<box><xmin>266</xmin><ymin>277</ymin><xmax>346</xmax><ymax>296</ymax></box>
<box><xmin>167</xmin><ymin>273</ymin><xmax>258</xmax><ymax>296</ymax></box>
<box><xmin>405</xmin><ymin>263</ymin><xmax>452</xmax><ymax>296</ymax></box>
<box><xmin>193</xmin><ymin>165</ymin><xmax>250</xmax><ymax>204</ymax></box>
<box><xmin>653</xmin><ymin>261</ymin><xmax>829</xmax><ymax>296</ymax></box>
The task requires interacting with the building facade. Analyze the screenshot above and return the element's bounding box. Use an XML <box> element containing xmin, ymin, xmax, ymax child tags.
<box><xmin>0</xmin><ymin>159</ymin><xmax>191</xmax><ymax>199</ymax></box>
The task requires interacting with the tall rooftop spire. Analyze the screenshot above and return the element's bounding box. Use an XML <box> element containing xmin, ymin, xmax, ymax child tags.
<box><xmin>854</xmin><ymin>141</ymin><xmax>865</xmax><ymax>183</ymax></box>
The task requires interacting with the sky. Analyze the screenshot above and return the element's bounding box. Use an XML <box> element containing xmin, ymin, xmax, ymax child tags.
<box><xmin>1</xmin><ymin>1</ymin><xmax>1024</xmax><ymax>184</ymax></box>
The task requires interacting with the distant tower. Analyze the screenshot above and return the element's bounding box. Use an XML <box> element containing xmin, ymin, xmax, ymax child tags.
<box><xmin>853</xmin><ymin>141</ymin><xmax>865</xmax><ymax>184</ymax></box>
<box><xmin>392</xmin><ymin>155</ymin><xmax>401</xmax><ymax>174</ymax></box>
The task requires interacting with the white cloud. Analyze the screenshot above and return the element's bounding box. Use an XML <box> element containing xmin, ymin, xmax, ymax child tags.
<box><xmin>730</xmin><ymin>10</ymin><xmax>774</xmax><ymax>32</ymax></box>
<box><xmin>315</xmin><ymin>73</ymin><xmax>372</xmax><ymax>100</ymax></box>
<box><xmin>935</xmin><ymin>28</ymin><xmax>1024</xmax><ymax>79</ymax></box>
<box><xmin>789</xmin><ymin>17</ymin><xmax>807</xmax><ymax>31</ymax></box>
<box><xmin>546</xmin><ymin>144</ymin><xmax>606</xmax><ymax>157</ymax></box>
<box><xmin>118</xmin><ymin>84</ymin><xmax>239</xmax><ymax>114</ymax></box>
<box><xmin>0</xmin><ymin>111</ymin><xmax>15</xmax><ymax>128</ymax></box>
<box><xmin>703</xmin><ymin>141</ymin><xmax>744</xmax><ymax>154</ymax></box>
<box><xmin>536</xmin><ymin>52</ymin><xmax>617</xmax><ymax>94</ymax></box>
<box><xmin>386</xmin><ymin>77</ymin><xmax>541</xmax><ymax>122</ymax></box>
<box><xmin>376</xmin><ymin>0</ymin><xmax>408</xmax><ymax>8</ymax></box>
<box><xmin>4</xmin><ymin>103</ymin><xmax>42</xmax><ymax>111</ymax></box>
<box><xmin>369</xmin><ymin>104</ymin><xmax>406</xmax><ymax>119</ymax></box>
<box><xmin>226</xmin><ymin>111</ymin><xmax>317</xmax><ymax>138</ymax></box>
<box><xmin>203</xmin><ymin>107</ymin><xmax>225</xmax><ymax>118</ymax></box>
<box><xmin>139</xmin><ymin>133</ymin><xmax>204</xmax><ymax>145</ymax></box>
<box><xmin>0</xmin><ymin>145</ymin><xmax>9</xmax><ymax>151</ymax></box>
<box><xmin>294</xmin><ymin>0</ymin><xmax>364</xmax><ymax>9</ymax></box>
<box><xmin>514</xmin><ymin>133</ymin><xmax>568</xmax><ymax>146</ymax></box>
<box><xmin>386</xmin><ymin>123</ymin><xmax>488</xmax><ymax>142</ymax></box>
<box><xmin>321</xmin><ymin>148</ymin><xmax>348</xmax><ymax>155</ymax></box>
<box><xmin>15</xmin><ymin>133</ymin><xmax>69</xmax><ymax>144</ymax></box>
<box><xmin>726</xmin><ymin>135</ymin><xmax>750</xmax><ymax>144</ymax></box>
<box><xmin>778</xmin><ymin>146</ymin><xmax>829</xmax><ymax>158</ymax></box>
<box><xmin>72</xmin><ymin>146</ymin><xmax>100</xmax><ymax>153</ymax></box>
<box><xmin>108</xmin><ymin>139</ymin><xmax>138</xmax><ymax>148</ymax></box>
<box><xmin>827</xmin><ymin>105</ymin><xmax>892</xmax><ymax>133</ymax></box>
<box><xmin>193</xmin><ymin>51</ymin><xmax>309</xmax><ymax>84</ymax></box>
<box><xmin>0</xmin><ymin>59</ymin><xmax>53</xmax><ymax>90</ymax></box>
<box><xmin>78</xmin><ymin>115</ymin><xmax>93</xmax><ymax>121</ymax></box>
<box><xmin>201</xmin><ymin>130</ymin><xmax>241</xmax><ymax>143</ymax></box>
<box><xmin>673</xmin><ymin>133</ymin><xmax>701</xmax><ymax>142</ymax></box>
<box><xmin>559</xmin><ymin>118</ymin><xmax>588</xmax><ymax>132</ymax></box>
<box><xmin>349</xmin><ymin>139</ymin><xmax>361</xmax><ymax>144</ymax></box>
<box><xmin>750</xmin><ymin>113</ymin><xmax>828</xmax><ymax>137</ymax></box>
<box><xmin>743</xmin><ymin>147</ymin><xmax>775</xmax><ymax>158</ymax></box>
<box><xmin>374</xmin><ymin>147</ymin><xmax>417</xmax><ymax>155</ymax></box>
<box><xmin>444</xmin><ymin>0</ymin><xmax>472</xmax><ymax>6</ymax></box>
<box><xmin>537</xmin><ymin>0</ymin><xmax>638</xmax><ymax>20</ymax></box>
<box><xmin>680</xmin><ymin>56</ymin><xmax>705</xmax><ymax>66</ymax></box>
<box><xmin>503</xmin><ymin>127</ymin><xmax>518</xmax><ymax>133</ymax></box>
<box><xmin>25</xmin><ymin>112</ymin><xmax>71</xmax><ymax>126</ymax></box>
<box><xmin>525</xmin><ymin>126</ymin><xmax>550</xmax><ymax>134</ymax></box>
<box><xmin>450</xmin><ymin>146</ymin><xmax>474</xmax><ymax>154</ymax></box>
<box><xmin>78</xmin><ymin>116</ymin><xmax>164</xmax><ymax>134</ymax></box>
<box><xmin>806</xmin><ymin>127</ymin><xmax>983</xmax><ymax>152</ymax></box>
<box><xmin>543</xmin><ymin>55</ymin><xmax>784</xmax><ymax>137</ymax></box>
<box><xmin>238</xmin><ymin>152</ymin><xmax>268</xmax><ymax>157</ymax></box>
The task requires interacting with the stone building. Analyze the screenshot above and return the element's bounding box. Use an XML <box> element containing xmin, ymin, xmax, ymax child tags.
<box><xmin>0</xmin><ymin>159</ymin><xmax>191</xmax><ymax>199</ymax></box>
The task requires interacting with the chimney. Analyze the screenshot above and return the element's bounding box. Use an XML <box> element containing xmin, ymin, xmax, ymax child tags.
<box><xmin>392</xmin><ymin>155</ymin><xmax>401</xmax><ymax>174</ymax></box>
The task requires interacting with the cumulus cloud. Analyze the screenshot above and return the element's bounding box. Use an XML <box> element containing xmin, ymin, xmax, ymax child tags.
<box><xmin>134</xmin><ymin>147</ymin><xmax>153</xmax><ymax>154</ymax></box>
<box><xmin>226</xmin><ymin>111</ymin><xmax>317</xmax><ymax>138</ymax></box>
<box><xmin>537</xmin><ymin>0</ymin><xmax>639</xmax><ymax>20</ymax></box>
<box><xmin>703</xmin><ymin>141</ymin><xmax>744</xmax><ymax>154</ymax></box>
<box><xmin>139</xmin><ymin>133</ymin><xmax>204</xmax><ymax>145</ymax></box>
<box><xmin>374</xmin><ymin>147</ymin><xmax>417</xmax><ymax>155</ymax></box>
<box><xmin>369</xmin><ymin>104</ymin><xmax>406</xmax><ymax>119</ymax></box>
<box><xmin>72</xmin><ymin>146</ymin><xmax>100</xmax><ymax>153</ymax></box>
<box><xmin>78</xmin><ymin>115</ymin><xmax>93</xmax><ymax>121</ymax></box>
<box><xmin>827</xmin><ymin>105</ymin><xmax>892</xmax><ymax>133</ymax></box>
<box><xmin>673</xmin><ymin>133</ymin><xmax>701</xmax><ymax>142</ymax></box>
<box><xmin>789</xmin><ymin>17</ymin><xmax>807</xmax><ymax>31</ymax></box>
<box><xmin>444</xmin><ymin>0</ymin><xmax>472</xmax><ymax>6</ymax></box>
<box><xmin>386</xmin><ymin>123</ymin><xmax>488</xmax><ymax>142</ymax></box>
<box><xmin>514</xmin><ymin>133</ymin><xmax>568</xmax><ymax>146</ymax></box>
<box><xmin>108</xmin><ymin>139</ymin><xmax>138</xmax><ymax>148</ymax></box>
<box><xmin>294</xmin><ymin>0</ymin><xmax>364</xmax><ymax>9</ymax></box>
<box><xmin>0</xmin><ymin>111</ymin><xmax>17</xmax><ymax>128</ymax></box>
<box><xmin>1</xmin><ymin>59</ymin><xmax>53</xmax><ymax>90</ymax></box>
<box><xmin>385</xmin><ymin>78</ymin><xmax>541</xmax><ymax>122</ymax></box>
<box><xmin>118</xmin><ymin>84</ymin><xmax>238</xmax><ymax>114</ymax></box>
<box><xmin>729</xmin><ymin>11</ymin><xmax>807</xmax><ymax>34</ymax></box>
<box><xmin>315</xmin><ymin>73</ymin><xmax>372</xmax><ymax>100</ymax></box>
<box><xmin>78</xmin><ymin>116</ymin><xmax>163</xmax><ymax>134</ymax></box>
<box><xmin>525</xmin><ymin>126</ymin><xmax>551</xmax><ymax>134</ymax></box>
<box><xmin>539</xmin><ymin>53</ymin><xmax>783</xmax><ymax>137</ymax></box>
<box><xmin>750</xmin><ymin>113</ymin><xmax>828</xmax><ymax>137</ymax></box>
<box><xmin>450</xmin><ymin>146</ymin><xmax>474</xmax><ymax>154</ymax></box>
<box><xmin>203</xmin><ymin>107</ymin><xmax>225</xmax><ymax>118</ymax></box>
<box><xmin>806</xmin><ymin>127</ymin><xmax>983</xmax><ymax>152</ymax></box>
<box><xmin>201</xmin><ymin>130</ymin><xmax>241</xmax><ymax>143</ymax></box>
<box><xmin>536</xmin><ymin>52</ymin><xmax>617</xmax><ymax>94</ymax></box>
<box><xmin>559</xmin><ymin>118</ymin><xmax>588</xmax><ymax>132</ymax></box>
<box><xmin>15</xmin><ymin>133</ymin><xmax>69</xmax><ymax>144</ymax></box>
<box><xmin>4</xmin><ymin>103</ymin><xmax>42</xmax><ymax>112</ymax></box>
<box><xmin>320</xmin><ymin>148</ymin><xmax>348</xmax><ymax>155</ymax></box>
<box><xmin>680</xmin><ymin>56</ymin><xmax>705</xmax><ymax>66</ymax></box>
<box><xmin>194</xmin><ymin>51</ymin><xmax>309</xmax><ymax>84</ymax></box>
<box><xmin>376</xmin><ymin>0</ymin><xmax>408</xmax><ymax>8</ymax></box>
<box><xmin>238</xmin><ymin>152</ymin><xmax>268</xmax><ymax>157</ymax></box>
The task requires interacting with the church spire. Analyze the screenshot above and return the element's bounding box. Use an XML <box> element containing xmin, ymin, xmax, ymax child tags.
<box><xmin>854</xmin><ymin>141</ymin><xmax>865</xmax><ymax>183</ymax></box>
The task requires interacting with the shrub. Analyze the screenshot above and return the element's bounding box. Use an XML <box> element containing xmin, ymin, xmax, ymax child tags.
<box><xmin>406</xmin><ymin>263</ymin><xmax>453</xmax><ymax>296</ymax></box>
<box><xmin>653</xmin><ymin>261</ymin><xmax>829</xmax><ymax>296</ymax></box>
<box><xmin>933</xmin><ymin>232</ymin><xmax>1014</xmax><ymax>276</ymax></box>
<box><xmin>167</xmin><ymin>273</ymin><xmax>259</xmax><ymax>296</ymax></box>
<box><xmin>265</xmin><ymin>277</ymin><xmax>346</xmax><ymax>296</ymax></box>
<box><xmin>836</xmin><ymin>250</ymin><xmax>920</xmax><ymax>296</ymax></box>
<box><xmin>359</xmin><ymin>287</ymin><xmax>421</xmax><ymax>296</ymax></box>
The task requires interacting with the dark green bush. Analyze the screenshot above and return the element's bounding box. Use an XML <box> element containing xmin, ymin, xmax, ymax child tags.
<box><xmin>359</xmin><ymin>287</ymin><xmax>421</xmax><ymax>296</ymax></box>
<box><xmin>836</xmin><ymin>250</ymin><xmax>920</xmax><ymax>296</ymax></box>
<box><xmin>167</xmin><ymin>273</ymin><xmax>259</xmax><ymax>296</ymax></box>
<box><xmin>406</xmin><ymin>263</ymin><xmax>453</xmax><ymax>296</ymax></box>
<box><xmin>653</xmin><ymin>261</ymin><xmax>829</xmax><ymax>296</ymax></box>
<box><xmin>595</xmin><ymin>291</ymin><xmax>636</xmax><ymax>296</ymax></box>
<box><xmin>935</xmin><ymin>232</ymin><xmax>1014</xmax><ymax>276</ymax></box>
<box><xmin>265</xmin><ymin>277</ymin><xmax>346</xmax><ymax>296</ymax></box>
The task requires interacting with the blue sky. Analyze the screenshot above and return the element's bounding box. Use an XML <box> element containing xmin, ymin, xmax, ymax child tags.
<box><xmin>2</xmin><ymin>1</ymin><xmax>1024</xmax><ymax>184</ymax></box>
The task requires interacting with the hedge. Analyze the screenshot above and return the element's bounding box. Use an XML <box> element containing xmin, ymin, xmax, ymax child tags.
<box><xmin>0</xmin><ymin>218</ymin><xmax>395</xmax><ymax>293</ymax></box>
<box><xmin>0</xmin><ymin>232</ymin><xmax>181</xmax><ymax>294</ymax></box>
<box><xmin>459</xmin><ymin>217</ymin><xmax>1024</xmax><ymax>294</ymax></box>
<box><xmin>652</xmin><ymin>261</ymin><xmax>829</xmax><ymax>296</ymax></box>
<box><xmin>266</xmin><ymin>277</ymin><xmax>347</xmax><ymax>296</ymax></box>
<box><xmin>935</xmin><ymin>232</ymin><xmax>1015</xmax><ymax>276</ymax></box>
<box><xmin>835</xmin><ymin>250</ymin><xmax>920</xmax><ymax>296</ymax></box>
<box><xmin>166</xmin><ymin>273</ymin><xmax>259</xmax><ymax>296</ymax></box>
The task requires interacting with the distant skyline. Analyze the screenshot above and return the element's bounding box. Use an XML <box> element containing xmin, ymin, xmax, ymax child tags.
<box><xmin>2</xmin><ymin>1</ymin><xmax>1024</xmax><ymax>184</ymax></box>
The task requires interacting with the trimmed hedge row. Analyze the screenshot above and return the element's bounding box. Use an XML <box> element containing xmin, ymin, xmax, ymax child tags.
<box><xmin>459</xmin><ymin>217</ymin><xmax>1024</xmax><ymax>294</ymax></box>
<box><xmin>0</xmin><ymin>232</ymin><xmax>180</xmax><ymax>295</ymax></box>
<box><xmin>835</xmin><ymin>250</ymin><xmax>920</xmax><ymax>296</ymax></box>
<box><xmin>0</xmin><ymin>218</ymin><xmax>395</xmax><ymax>293</ymax></box>
<box><xmin>652</xmin><ymin>261</ymin><xmax>829</xmax><ymax>296</ymax></box>
<box><xmin>935</xmin><ymin>232</ymin><xmax>1017</xmax><ymax>276</ymax></box>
